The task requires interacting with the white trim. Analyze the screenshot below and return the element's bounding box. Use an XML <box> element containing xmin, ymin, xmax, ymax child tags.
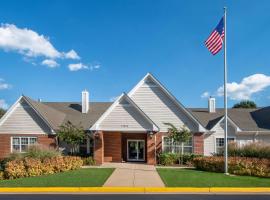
<box><xmin>214</xmin><ymin>136</ymin><xmax>236</xmax><ymax>154</ymax></box>
<box><xmin>161</xmin><ymin>135</ymin><xmax>193</xmax><ymax>153</ymax></box>
<box><xmin>127</xmin><ymin>139</ymin><xmax>145</xmax><ymax>161</ymax></box>
<box><xmin>128</xmin><ymin>73</ymin><xmax>206</xmax><ymax>132</ymax></box>
<box><xmin>90</xmin><ymin>93</ymin><xmax>159</xmax><ymax>132</ymax></box>
<box><xmin>210</xmin><ymin>116</ymin><xmax>241</xmax><ymax>132</ymax></box>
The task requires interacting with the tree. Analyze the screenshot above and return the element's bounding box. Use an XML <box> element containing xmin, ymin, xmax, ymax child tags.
<box><xmin>0</xmin><ymin>108</ymin><xmax>6</xmax><ymax>119</ymax></box>
<box><xmin>164</xmin><ymin>123</ymin><xmax>192</xmax><ymax>164</ymax></box>
<box><xmin>57</xmin><ymin>121</ymin><xmax>85</xmax><ymax>155</ymax></box>
<box><xmin>233</xmin><ymin>100</ymin><xmax>257</xmax><ymax>109</ymax></box>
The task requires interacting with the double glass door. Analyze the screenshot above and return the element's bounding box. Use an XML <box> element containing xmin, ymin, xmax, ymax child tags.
<box><xmin>127</xmin><ymin>140</ymin><xmax>145</xmax><ymax>161</ymax></box>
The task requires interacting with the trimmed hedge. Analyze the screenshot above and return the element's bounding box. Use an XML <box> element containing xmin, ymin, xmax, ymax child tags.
<box><xmin>158</xmin><ymin>153</ymin><xmax>202</xmax><ymax>166</ymax></box>
<box><xmin>193</xmin><ymin>156</ymin><xmax>270</xmax><ymax>178</ymax></box>
<box><xmin>4</xmin><ymin>156</ymin><xmax>83</xmax><ymax>180</ymax></box>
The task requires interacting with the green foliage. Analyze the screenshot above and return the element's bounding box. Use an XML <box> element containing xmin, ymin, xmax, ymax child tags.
<box><xmin>164</xmin><ymin>123</ymin><xmax>191</xmax><ymax>143</ymax></box>
<box><xmin>228</xmin><ymin>142</ymin><xmax>270</xmax><ymax>159</ymax></box>
<box><xmin>57</xmin><ymin>121</ymin><xmax>85</xmax><ymax>155</ymax></box>
<box><xmin>158</xmin><ymin>153</ymin><xmax>202</xmax><ymax>166</ymax></box>
<box><xmin>0</xmin><ymin>108</ymin><xmax>6</xmax><ymax>119</ymax></box>
<box><xmin>233</xmin><ymin>100</ymin><xmax>257</xmax><ymax>108</ymax></box>
<box><xmin>193</xmin><ymin>156</ymin><xmax>270</xmax><ymax>178</ymax></box>
<box><xmin>82</xmin><ymin>157</ymin><xmax>96</xmax><ymax>166</ymax></box>
<box><xmin>24</xmin><ymin>145</ymin><xmax>61</xmax><ymax>160</ymax></box>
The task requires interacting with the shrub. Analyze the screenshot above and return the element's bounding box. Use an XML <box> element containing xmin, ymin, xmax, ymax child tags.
<box><xmin>24</xmin><ymin>145</ymin><xmax>61</xmax><ymax>160</ymax></box>
<box><xmin>4</xmin><ymin>159</ymin><xmax>27</xmax><ymax>179</ymax></box>
<box><xmin>193</xmin><ymin>156</ymin><xmax>270</xmax><ymax>178</ymax></box>
<box><xmin>82</xmin><ymin>156</ymin><xmax>95</xmax><ymax>166</ymax></box>
<box><xmin>158</xmin><ymin>153</ymin><xmax>201</xmax><ymax>166</ymax></box>
<box><xmin>3</xmin><ymin>156</ymin><xmax>83</xmax><ymax>180</ymax></box>
<box><xmin>0</xmin><ymin>171</ymin><xmax>4</xmax><ymax>180</ymax></box>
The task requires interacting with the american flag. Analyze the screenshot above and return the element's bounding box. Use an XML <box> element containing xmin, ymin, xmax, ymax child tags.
<box><xmin>205</xmin><ymin>17</ymin><xmax>224</xmax><ymax>55</ymax></box>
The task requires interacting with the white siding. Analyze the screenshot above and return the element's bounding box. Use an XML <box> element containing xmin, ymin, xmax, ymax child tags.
<box><xmin>0</xmin><ymin>100</ymin><xmax>51</xmax><ymax>134</ymax></box>
<box><xmin>204</xmin><ymin>119</ymin><xmax>236</xmax><ymax>155</ymax></box>
<box><xmin>98</xmin><ymin>103</ymin><xmax>153</xmax><ymax>131</ymax></box>
<box><xmin>129</xmin><ymin>81</ymin><xmax>198</xmax><ymax>132</ymax></box>
<box><xmin>256</xmin><ymin>134</ymin><xmax>270</xmax><ymax>143</ymax></box>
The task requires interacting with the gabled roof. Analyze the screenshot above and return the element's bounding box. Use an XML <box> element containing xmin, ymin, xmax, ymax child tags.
<box><xmin>189</xmin><ymin>108</ymin><xmax>270</xmax><ymax>132</ymax></box>
<box><xmin>128</xmin><ymin>73</ymin><xmax>206</xmax><ymax>132</ymax></box>
<box><xmin>90</xmin><ymin>93</ymin><xmax>159</xmax><ymax>131</ymax></box>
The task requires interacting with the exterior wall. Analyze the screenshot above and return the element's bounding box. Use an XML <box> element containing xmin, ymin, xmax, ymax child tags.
<box><xmin>104</xmin><ymin>132</ymin><xmax>122</xmax><ymax>162</ymax></box>
<box><xmin>94</xmin><ymin>131</ymin><xmax>104</xmax><ymax>165</ymax></box>
<box><xmin>0</xmin><ymin>100</ymin><xmax>51</xmax><ymax>134</ymax></box>
<box><xmin>204</xmin><ymin>119</ymin><xmax>236</xmax><ymax>155</ymax></box>
<box><xmin>0</xmin><ymin>134</ymin><xmax>56</xmax><ymax>158</ymax></box>
<box><xmin>193</xmin><ymin>132</ymin><xmax>204</xmax><ymax>154</ymax></box>
<box><xmin>129</xmin><ymin>80</ymin><xmax>198</xmax><ymax>132</ymax></box>
<box><xmin>98</xmin><ymin>102</ymin><xmax>153</xmax><ymax>132</ymax></box>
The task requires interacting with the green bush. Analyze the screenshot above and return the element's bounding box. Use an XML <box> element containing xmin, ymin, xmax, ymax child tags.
<box><xmin>217</xmin><ymin>142</ymin><xmax>270</xmax><ymax>159</ymax></box>
<box><xmin>82</xmin><ymin>157</ymin><xmax>96</xmax><ymax>166</ymax></box>
<box><xmin>158</xmin><ymin>153</ymin><xmax>202</xmax><ymax>166</ymax></box>
<box><xmin>193</xmin><ymin>156</ymin><xmax>270</xmax><ymax>178</ymax></box>
<box><xmin>24</xmin><ymin>145</ymin><xmax>61</xmax><ymax>160</ymax></box>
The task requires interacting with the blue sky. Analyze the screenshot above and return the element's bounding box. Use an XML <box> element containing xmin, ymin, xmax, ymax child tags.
<box><xmin>1</xmin><ymin>0</ymin><xmax>270</xmax><ymax>109</ymax></box>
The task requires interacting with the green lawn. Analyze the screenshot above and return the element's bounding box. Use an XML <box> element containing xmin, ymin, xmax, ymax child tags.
<box><xmin>157</xmin><ymin>168</ymin><xmax>270</xmax><ymax>187</ymax></box>
<box><xmin>0</xmin><ymin>168</ymin><xmax>114</xmax><ymax>187</ymax></box>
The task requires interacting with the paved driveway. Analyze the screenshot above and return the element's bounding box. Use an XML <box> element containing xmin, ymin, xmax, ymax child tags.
<box><xmin>102</xmin><ymin>163</ymin><xmax>165</xmax><ymax>187</ymax></box>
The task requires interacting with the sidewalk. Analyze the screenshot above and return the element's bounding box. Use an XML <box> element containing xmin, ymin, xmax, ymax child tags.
<box><xmin>102</xmin><ymin>163</ymin><xmax>165</xmax><ymax>187</ymax></box>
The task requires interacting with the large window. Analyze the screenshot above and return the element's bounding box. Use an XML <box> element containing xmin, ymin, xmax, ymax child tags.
<box><xmin>11</xmin><ymin>137</ymin><xmax>37</xmax><ymax>153</ymax></box>
<box><xmin>162</xmin><ymin>136</ymin><xmax>193</xmax><ymax>154</ymax></box>
<box><xmin>215</xmin><ymin>137</ymin><xmax>235</xmax><ymax>154</ymax></box>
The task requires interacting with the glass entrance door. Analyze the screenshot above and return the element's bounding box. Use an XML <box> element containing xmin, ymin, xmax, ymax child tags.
<box><xmin>127</xmin><ymin>140</ymin><xmax>145</xmax><ymax>161</ymax></box>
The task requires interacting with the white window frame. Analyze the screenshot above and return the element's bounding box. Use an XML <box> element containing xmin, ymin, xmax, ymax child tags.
<box><xmin>162</xmin><ymin>135</ymin><xmax>193</xmax><ymax>154</ymax></box>
<box><xmin>11</xmin><ymin>137</ymin><xmax>38</xmax><ymax>153</ymax></box>
<box><xmin>214</xmin><ymin>136</ymin><xmax>235</xmax><ymax>154</ymax></box>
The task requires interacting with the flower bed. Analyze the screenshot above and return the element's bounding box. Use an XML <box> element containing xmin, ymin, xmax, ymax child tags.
<box><xmin>193</xmin><ymin>156</ymin><xmax>270</xmax><ymax>178</ymax></box>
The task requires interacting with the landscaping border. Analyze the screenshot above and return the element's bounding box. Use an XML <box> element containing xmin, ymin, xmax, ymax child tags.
<box><xmin>0</xmin><ymin>187</ymin><xmax>269</xmax><ymax>194</ymax></box>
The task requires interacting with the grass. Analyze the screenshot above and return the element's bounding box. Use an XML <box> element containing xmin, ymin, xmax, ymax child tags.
<box><xmin>157</xmin><ymin>168</ymin><xmax>270</xmax><ymax>187</ymax></box>
<box><xmin>0</xmin><ymin>168</ymin><xmax>114</xmax><ymax>187</ymax></box>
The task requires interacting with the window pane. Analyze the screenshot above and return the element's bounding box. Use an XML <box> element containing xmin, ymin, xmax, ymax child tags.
<box><xmin>29</xmin><ymin>138</ymin><xmax>37</xmax><ymax>144</ymax></box>
<box><xmin>12</xmin><ymin>138</ymin><xmax>20</xmax><ymax>145</ymax></box>
<box><xmin>12</xmin><ymin>145</ymin><xmax>20</xmax><ymax>152</ymax></box>
<box><xmin>21</xmin><ymin>138</ymin><xmax>29</xmax><ymax>145</ymax></box>
<box><xmin>184</xmin><ymin>147</ymin><xmax>192</xmax><ymax>153</ymax></box>
<box><xmin>21</xmin><ymin>145</ymin><xmax>28</xmax><ymax>152</ymax></box>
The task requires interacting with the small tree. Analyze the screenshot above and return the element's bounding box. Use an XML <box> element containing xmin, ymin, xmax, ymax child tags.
<box><xmin>0</xmin><ymin>108</ymin><xmax>6</xmax><ymax>119</ymax></box>
<box><xmin>233</xmin><ymin>100</ymin><xmax>257</xmax><ymax>108</ymax></box>
<box><xmin>164</xmin><ymin>123</ymin><xmax>191</xmax><ymax>164</ymax></box>
<box><xmin>57</xmin><ymin>121</ymin><xmax>85</xmax><ymax>155</ymax></box>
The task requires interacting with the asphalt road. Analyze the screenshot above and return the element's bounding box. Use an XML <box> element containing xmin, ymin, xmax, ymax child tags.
<box><xmin>0</xmin><ymin>194</ymin><xmax>269</xmax><ymax>200</ymax></box>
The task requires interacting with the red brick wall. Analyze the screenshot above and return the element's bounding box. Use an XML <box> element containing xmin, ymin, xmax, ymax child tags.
<box><xmin>193</xmin><ymin>132</ymin><xmax>204</xmax><ymax>154</ymax></box>
<box><xmin>94</xmin><ymin>131</ymin><xmax>104</xmax><ymax>165</ymax></box>
<box><xmin>0</xmin><ymin>134</ymin><xmax>56</xmax><ymax>158</ymax></box>
<box><xmin>103</xmin><ymin>132</ymin><xmax>122</xmax><ymax>162</ymax></box>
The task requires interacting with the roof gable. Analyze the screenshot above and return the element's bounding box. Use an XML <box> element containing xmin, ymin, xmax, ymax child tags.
<box><xmin>128</xmin><ymin>73</ymin><xmax>206</xmax><ymax>132</ymax></box>
<box><xmin>90</xmin><ymin>93</ymin><xmax>159</xmax><ymax>132</ymax></box>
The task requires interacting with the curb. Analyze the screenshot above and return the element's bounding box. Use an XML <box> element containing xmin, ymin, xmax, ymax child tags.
<box><xmin>0</xmin><ymin>187</ymin><xmax>270</xmax><ymax>194</ymax></box>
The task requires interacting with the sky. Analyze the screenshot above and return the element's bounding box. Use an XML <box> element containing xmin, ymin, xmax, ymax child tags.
<box><xmin>1</xmin><ymin>0</ymin><xmax>270</xmax><ymax>109</ymax></box>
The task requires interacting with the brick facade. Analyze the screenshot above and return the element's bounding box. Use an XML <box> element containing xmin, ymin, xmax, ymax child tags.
<box><xmin>104</xmin><ymin>132</ymin><xmax>122</xmax><ymax>162</ymax></box>
<box><xmin>193</xmin><ymin>132</ymin><xmax>204</xmax><ymax>154</ymax></box>
<box><xmin>0</xmin><ymin>134</ymin><xmax>56</xmax><ymax>158</ymax></box>
<box><xmin>93</xmin><ymin>131</ymin><xmax>104</xmax><ymax>165</ymax></box>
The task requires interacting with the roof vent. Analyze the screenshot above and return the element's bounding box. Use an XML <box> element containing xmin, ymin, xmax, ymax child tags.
<box><xmin>208</xmin><ymin>97</ymin><xmax>216</xmax><ymax>113</ymax></box>
<box><xmin>82</xmin><ymin>90</ymin><xmax>89</xmax><ymax>114</ymax></box>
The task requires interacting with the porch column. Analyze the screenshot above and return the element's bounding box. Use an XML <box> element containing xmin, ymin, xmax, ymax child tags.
<box><xmin>94</xmin><ymin>131</ymin><xmax>104</xmax><ymax>165</ymax></box>
<box><xmin>147</xmin><ymin>133</ymin><xmax>156</xmax><ymax>165</ymax></box>
<box><xmin>86</xmin><ymin>135</ymin><xmax>90</xmax><ymax>154</ymax></box>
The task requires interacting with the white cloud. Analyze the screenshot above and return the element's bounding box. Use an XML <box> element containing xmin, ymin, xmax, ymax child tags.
<box><xmin>217</xmin><ymin>74</ymin><xmax>270</xmax><ymax>100</ymax></box>
<box><xmin>64</xmin><ymin>49</ymin><xmax>80</xmax><ymax>60</ymax></box>
<box><xmin>68</xmin><ymin>63</ymin><xmax>88</xmax><ymax>71</ymax></box>
<box><xmin>201</xmin><ymin>91</ymin><xmax>210</xmax><ymax>98</ymax></box>
<box><xmin>0</xmin><ymin>24</ymin><xmax>61</xmax><ymax>58</ymax></box>
<box><xmin>109</xmin><ymin>96</ymin><xmax>119</xmax><ymax>102</ymax></box>
<box><xmin>0</xmin><ymin>79</ymin><xmax>11</xmax><ymax>90</ymax></box>
<box><xmin>41</xmin><ymin>59</ymin><xmax>59</xmax><ymax>68</ymax></box>
<box><xmin>89</xmin><ymin>64</ymin><xmax>101</xmax><ymax>71</ymax></box>
<box><xmin>0</xmin><ymin>99</ymin><xmax>8</xmax><ymax>109</ymax></box>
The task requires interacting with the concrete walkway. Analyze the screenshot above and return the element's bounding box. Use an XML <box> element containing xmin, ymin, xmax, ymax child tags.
<box><xmin>102</xmin><ymin>163</ymin><xmax>165</xmax><ymax>187</ymax></box>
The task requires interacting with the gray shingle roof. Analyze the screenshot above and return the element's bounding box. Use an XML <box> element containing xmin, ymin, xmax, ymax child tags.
<box><xmin>189</xmin><ymin>108</ymin><xmax>270</xmax><ymax>131</ymax></box>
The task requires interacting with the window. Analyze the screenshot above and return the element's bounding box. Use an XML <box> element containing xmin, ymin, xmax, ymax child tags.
<box><xmin>215</xmin><ymin>137</ymin><xmax>235</xmax><ymax>154</ymax></box>
<box><xmin>162</xmin><ymin>136</ymin><xmax>193</xmax><ymax>154</ymax></box>
<box><xmin>11</xmin><ymin>137</ymin><xmax>37</xmax><ymax>153</ymax></box>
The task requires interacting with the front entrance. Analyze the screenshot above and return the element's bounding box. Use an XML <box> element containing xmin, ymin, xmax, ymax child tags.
<box><xmin>127</xmin><ymin>140</ymin><xmax>145</xmax><ymax>161</ymax></box>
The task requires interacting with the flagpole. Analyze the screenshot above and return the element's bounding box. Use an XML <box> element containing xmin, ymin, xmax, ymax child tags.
<box><xmin>223</xmin><ymin>7</ymin><xmax>228</xmax><ymax>175</ymax></box>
